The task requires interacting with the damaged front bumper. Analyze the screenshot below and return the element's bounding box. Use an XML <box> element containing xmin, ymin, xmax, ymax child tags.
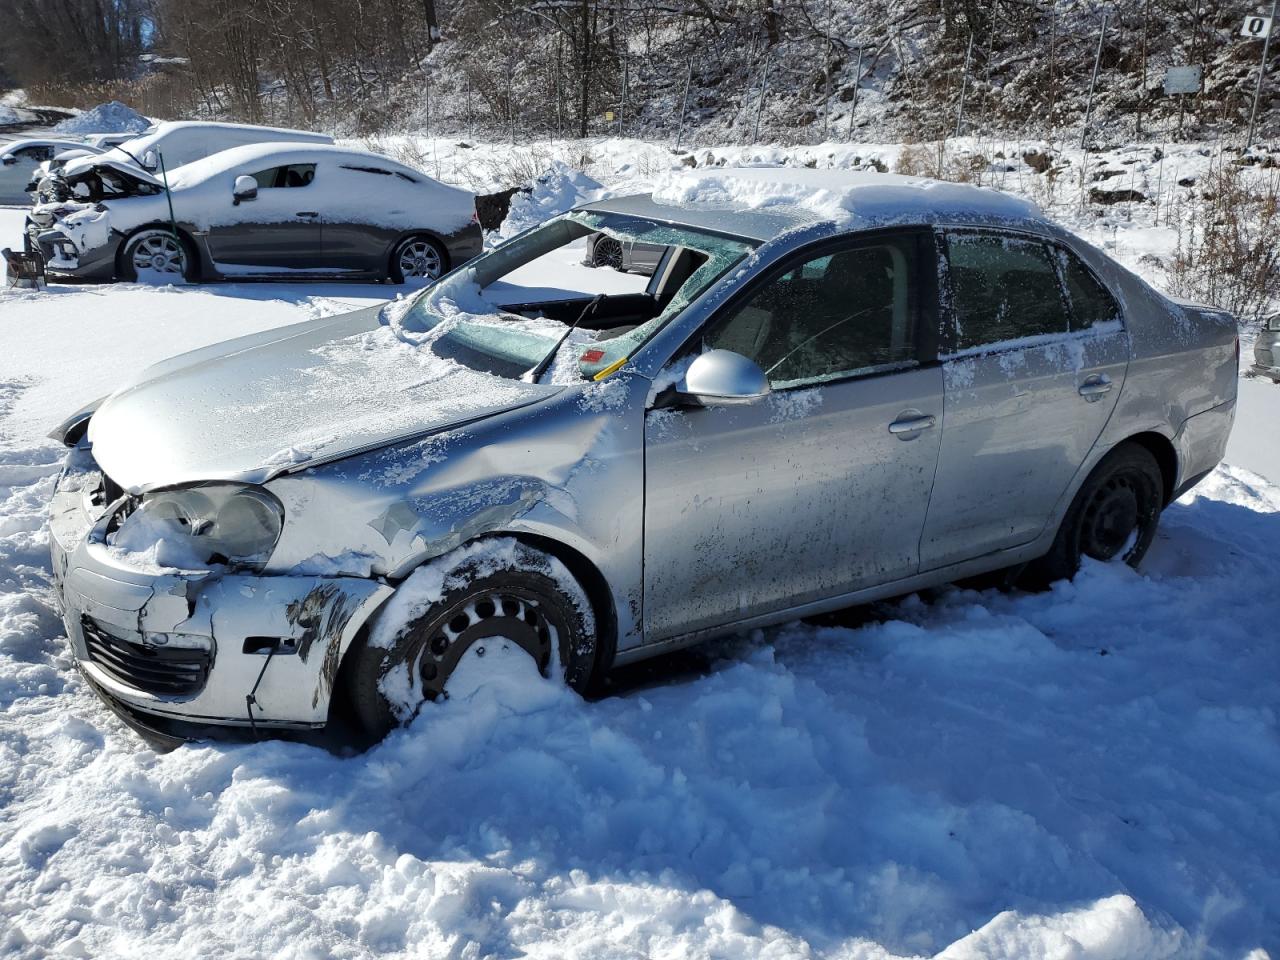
<box><xmin>24</xmin><ymin>216</ymin><xmax>117</xmax><ymax>279</ymax></box>
<box><xmin>49</xmin><ymin>449</ymin><xmax>392</xmax><ymax>733</ymax></box>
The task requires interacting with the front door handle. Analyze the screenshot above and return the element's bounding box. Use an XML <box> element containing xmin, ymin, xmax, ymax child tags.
<box><xmin>888</xmin><ymin>413</ymin><xmax>937</xmax><ymax>438</ymax></box>
<box><xmin>1078</xmin><ymin>375</ymin><xmax>1113</xmax><ymax>402</ymax></box>
<box><xmin>296</xmin><ymin>211</ymin><xmax>319</xmax><ymax>218</ymax></box>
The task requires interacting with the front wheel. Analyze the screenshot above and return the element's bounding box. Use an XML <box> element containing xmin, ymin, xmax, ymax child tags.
<box><xmin>119</xmin><ymin>228</ymin><xmax>196</xmax><ymax>282</ymax></box>
<box><xmin>389</xmin><ymin>235</ymin><xmax>446</xmax><ymax>283</ymax></box>
<box><xmin>1023</xmin><ymin>442</ymin><xmax>1164</xmax><ymax>588</ymax></box>
<box><xmin>343</xmin><ymin>540</ymin><xmax>601</xmax><ymax>739</ymax></box>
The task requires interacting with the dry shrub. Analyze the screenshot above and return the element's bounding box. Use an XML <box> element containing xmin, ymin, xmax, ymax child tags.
<box><xmin>1167</xmin><ymin>161</ymin><xmax>1280</xmax><ymax>322</ymax></box>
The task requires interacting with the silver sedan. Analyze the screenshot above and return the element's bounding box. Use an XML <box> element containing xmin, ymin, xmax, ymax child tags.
<box><xmin>46</xmin><ymin>171</ymin><xmax>1239</xmax><ymax>744</ymax></box>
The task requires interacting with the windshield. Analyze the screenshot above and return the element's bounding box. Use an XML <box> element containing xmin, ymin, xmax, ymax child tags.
<box><xmin>389</xmin><ymin>211</ymin><xmax>757</xmax><ymax>381</ymax></box>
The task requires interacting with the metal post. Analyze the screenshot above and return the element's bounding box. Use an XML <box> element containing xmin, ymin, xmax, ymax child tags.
<box><xmin>847</xmin><ymin>45</ymin><xmax>864</xmax><ymax>142</ymax></box>
<box><xmin>1247</xmin><ymin>0</ymin><xmax>1280</xmax><ymax>149</ymax></box>
<box><xmin>1081</xmin><ymin>10</ymin><xmax>1108</xmax><ymax>149</ymax></box>
<box><xmin>675</xmin><ymin>58</ymin><xmax>693</xmax><ymax>150</ymax></box>
<box><xmin>753</xmin><ymin>53</ymin><xmax>772</xmax><ymax>143</ymax></box>
<box><xmin>955</xmin><ymin>32</ymin><xmax>975</xmax><ymax>138</ymax></box>
<box><xmin>157</xmin><ymin>152</ymin><xmax>182</xmax><ymax>262</ymax></box>
<box><xmin>822</xmin><ymin>0</ymin><xmax>833</xmax><ymax>142</ymax></box>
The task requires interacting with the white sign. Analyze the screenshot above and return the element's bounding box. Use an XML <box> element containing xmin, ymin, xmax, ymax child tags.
<box><xmin>1164</xmin><ymin>65</ymin><xmax>1202</xmax><ymax>95</ymax></box>
<box><xmin>1241</xmin><ymin>14</ymin><xmax>1273</xmax><ymax>38</ymax></box>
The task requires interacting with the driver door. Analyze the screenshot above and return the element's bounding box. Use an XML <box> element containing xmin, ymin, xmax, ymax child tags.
<box><xmin>205</xmin><ymin>162</ymin><xmax>325</xmax><ymax>272</ymax></box>
<box><xmin>642</xmin><ymin>230</ymin><xmax>944</xmax><ymax>641</ymax></box>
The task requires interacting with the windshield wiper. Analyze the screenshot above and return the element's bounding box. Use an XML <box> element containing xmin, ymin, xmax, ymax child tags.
<box><xmin>522</xmin><ymin>293</ymin><xmax>606</xmax><ymax>384</ymax></box>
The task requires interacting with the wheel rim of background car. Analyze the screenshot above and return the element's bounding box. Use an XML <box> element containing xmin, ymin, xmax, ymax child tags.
<box><xmin>406</xmin><ymin>586</ymin><xmax>558</xmax><ymax>701</ymax></box>
<box><xmin>592</xmin><ymin>236</ymin><xmax>624</xmax><ymax>269</ymax></box>
<box><xmin>129</xmin><ymin>232</ymin><xmax>186</xmax><ymax>275</ymax></box>
<box><xmin>398</xmin><ymin>239</ymin><xmax>443</xmax><ymax>279</ymax></box>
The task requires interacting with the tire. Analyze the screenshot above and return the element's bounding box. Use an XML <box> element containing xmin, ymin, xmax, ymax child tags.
<box><xmin>590</xmin><ymin>235</ymin><xmax>625</xmax><ymax>271</ymax></box>
<box><xmin>343</xmin><ymin>540</ymin><xmax>601</xmax><ymax>739</ymax></box>
<box><xmin>389</xmin><ymin>235</ymin><xmax>446</xmax><ymax>283</ymax></box>
<box><xmin>1022</xmin><ymin>442</ymin><xmax>1164</xmax><ymax>588</ymax></box>
<box><xmin>118</xmin><ymin>228</ymin><xmax>196</xmax><ymax>282</ymax></box>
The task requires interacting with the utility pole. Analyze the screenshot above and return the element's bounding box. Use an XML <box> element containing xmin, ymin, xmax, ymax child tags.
<box><xmin>1247</xmin><ymin>0</ymin><xmax>1280</xmax><ymax>149</ymax></box>
<box><xmin>1081</xmin><ymin>10</ymin><xmax>1108</xmax><ymax>149</ymax></box>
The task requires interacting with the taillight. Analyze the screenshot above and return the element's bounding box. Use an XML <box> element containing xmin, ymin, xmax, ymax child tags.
<box><xmin>470</xmin><ymin>209</ymin><xmax>480</xmax><ymax>225</ymax></box>
<box><xmin>1235</xmin><ymin>334</ymin><xmax>1240</xmax><ymax>372</ymax></box>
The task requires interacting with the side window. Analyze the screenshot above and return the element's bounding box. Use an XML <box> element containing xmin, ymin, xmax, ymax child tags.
<box><xmin>704</xmin><ymin>235</ymin><xmax>918</xmax><ymax>388</ymax></box>
<box><xmin>945</xmin><ymin>233</ymin><xmax>1070</xmax><ymax>351</ymax></box>
<box><xmin>1055</xmin><ymin>247</ymin><xmax>1121</xmax><ymax>331</ymax></box>
<box><xmin>250</xmin><ymin>163</ymin><xmax>316</xmax><ymax>189</ymax></box>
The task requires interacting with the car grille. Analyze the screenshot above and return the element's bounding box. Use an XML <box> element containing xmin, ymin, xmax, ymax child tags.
<box><xmin>82</xmin><ymin>617</ymin><xmax>211</xmax><ymax>697</ymax></box>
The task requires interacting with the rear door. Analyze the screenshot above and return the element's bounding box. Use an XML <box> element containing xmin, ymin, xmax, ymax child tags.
<box><xmin>643</xmin><ymin>230</ymin><xmax>944</xmax><ymax>640</ymax></box>
<box><xmin>919</xmin><ymin>230</ymin><xmax>1129</xmax><ymax>570</ymax></box>
<box><xmin>204</xmin><ymin>162</ymin><xmax>325</xmax><ymax>273</ymax></box>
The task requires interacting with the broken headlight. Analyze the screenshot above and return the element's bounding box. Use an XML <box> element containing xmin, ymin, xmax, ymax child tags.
<box><xmin>112</xmin><ymin>484</ymin><xmax>284</xmax><ymax>571</ymax></box>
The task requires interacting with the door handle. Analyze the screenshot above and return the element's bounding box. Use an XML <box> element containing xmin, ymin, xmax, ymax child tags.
<box><xmin>1078</xmin><ymin>375</ymin><xmax>1113</xmax><ymax>402</ymax></box>
<box><xmin>888</xmin><ymin>413</ymin><xmax>936</xmax><ymax>437</ymax></box>
<box><xmin>295</xmin><ymin>211</ymin><xmax>319</xmax><ymax>218</ymax></box>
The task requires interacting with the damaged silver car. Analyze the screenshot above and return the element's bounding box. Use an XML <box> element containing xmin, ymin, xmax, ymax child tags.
<box><xmin>47</xmin><ymin>171</ymin><xmax>1239</xmax><ymax>744</ymax></box>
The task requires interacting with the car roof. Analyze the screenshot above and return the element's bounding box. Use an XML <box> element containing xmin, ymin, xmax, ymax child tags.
<box><xmin>169</xmin><ymin>142</ymin><xmax>427</xmax><ymax>184</ymax></box>
<box><xmin>581</xmin><ymin>168</ymin><xmax>1049</xmax><ymax>241</ymax></box>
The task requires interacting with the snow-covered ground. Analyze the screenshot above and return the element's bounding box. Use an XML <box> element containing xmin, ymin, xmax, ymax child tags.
<box><xmin>1</xmin><ymin>137</ymin><xmax>1279</xmax><ymax>960</ymax></box>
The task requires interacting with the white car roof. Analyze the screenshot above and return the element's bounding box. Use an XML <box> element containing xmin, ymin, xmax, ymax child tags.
<box><xmin>168</xmin><ymin>142</ymin><xmax>434</xmax><ymax>186</ymax></box>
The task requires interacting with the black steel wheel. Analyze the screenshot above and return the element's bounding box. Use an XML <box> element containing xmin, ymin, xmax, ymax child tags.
<box><xmin>590</xmin><ymin>235</ymin><xmax>624</xmax><ymax>270</ymax></box>
<box><xmin>343</xmin><ymin>543</ymin><xmax>600</xmax><ymax>739</ymax></box>
<box><xmin>1023</xmin><ymin>442</ymin><xmax>1164</xmax><ymax>588</ymax></box>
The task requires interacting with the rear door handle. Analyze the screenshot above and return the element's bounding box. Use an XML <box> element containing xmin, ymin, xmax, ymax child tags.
<box><xmin>1078</xmin><ymin>375</ymin><xmax>1113</xmax><ymax>401</ymax></box>
<box><xmin>888</xmin><ymin>413</ymin><xmax>936</xmax><ymax>438</ymax></box>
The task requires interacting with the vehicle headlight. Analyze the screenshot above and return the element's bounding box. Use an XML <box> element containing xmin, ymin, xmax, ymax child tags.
<box><xmin>111</xmin><ymin>484</ymin><xmax>283</xmax><ymax>571</ymax></box>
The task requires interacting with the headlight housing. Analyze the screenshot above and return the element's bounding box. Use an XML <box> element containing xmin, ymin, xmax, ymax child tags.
<box><xmin>109</xmin><ymin>484</ymin><xmax>284</xmax><ymax>571</ymax></box>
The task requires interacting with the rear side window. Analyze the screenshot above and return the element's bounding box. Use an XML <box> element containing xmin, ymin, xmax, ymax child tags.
<box><xmin>945</xmin><ymin>234</ymin><xmax>1070</xmax><ymax>350</ymax></box>
<box><xmin>1055</xmin><ymin>248</ymin><xmax>1121</xmax><ymax>331</ymax></box>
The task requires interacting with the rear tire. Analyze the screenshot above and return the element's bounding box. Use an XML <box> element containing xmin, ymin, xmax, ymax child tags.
<box><xmin>343</xmin><ymin>541</ymin><xmax>601</xmax><ymax>740</ymax></box>
<box><xmin>1022</xmin><ymin>442</ymin><xmax>1164</xmax><ymax>588</ymax></box>
<box><xmin>389</xmin><ymin>235</ymin><xmax>446</xmax><ymax>283</ymax></box>
<box><xmin>590</xmin><ymin>235</ymin><xmax>625</xmax><ymax>270</ymax></box>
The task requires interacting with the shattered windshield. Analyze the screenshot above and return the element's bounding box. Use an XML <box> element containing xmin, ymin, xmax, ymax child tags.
<box><xmin>389</xmin><ymin>211</ymin><xmax>756</xmax><ymax>381</ymax></box>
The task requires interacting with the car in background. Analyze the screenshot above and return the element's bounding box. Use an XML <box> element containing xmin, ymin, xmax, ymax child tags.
<box><xmin>1251</xmin><ymin>312</ymin><xmax>1280</xmax><ymax>382</ymax></box>
<box><xmin>584</xmin><ymin>230</ymin><xmax>665</xmax><ymax>275</ymax></box>
<box><xmin>83</xmin><ymin>131</ymin><xmax>147</xmax><ymax>151</ymax></box>
<box><xmin>27</xmin><ymin>142</ymin><xmax>481</xmax><ymax>282</ymax></box>
<box><xmin>61</xmin><ymin>120</ymin><xmax>333</xmax><ymax>180</ymax></box>
<box><xmin>0</xmin><ymin>137</ymin><xmax>96</xmax><ymax>204</ymax></box>
<box><xmin>44</xmin><ymin>169</ymin><xmax>1238</xmax><ymax>744</ymax></box>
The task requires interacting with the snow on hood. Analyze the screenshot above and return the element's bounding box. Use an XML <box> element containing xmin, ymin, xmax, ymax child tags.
<box><xmin>87</xmin><ymin>305</ymin><xmax>559</xmax><ymax>492</ymax></box>
<box><xmin>53</xmin><ymin>101</ymin><xmax>150</xmax><ymax>135</ymax></box>
<box><xmin>652</xmin><ymin>167</ymin><xmax>1045</xmax><ymax>229</ymax></box>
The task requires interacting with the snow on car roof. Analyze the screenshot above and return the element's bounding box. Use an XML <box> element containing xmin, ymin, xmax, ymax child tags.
<box><xmin>587</xmin><ymin>167</ymin><xmax>1047</xmax><ymax>239</ymax></box>
<box><xmin>167</xmin><ymin>142</ymin><xmax>436</xmax><ymax>186</ymax></box>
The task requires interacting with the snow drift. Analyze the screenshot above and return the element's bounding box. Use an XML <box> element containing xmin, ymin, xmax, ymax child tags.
<box><xmin>53</xmin><ymin>101</ymin><xmax>151</xmax><ymax>135</ymax></box>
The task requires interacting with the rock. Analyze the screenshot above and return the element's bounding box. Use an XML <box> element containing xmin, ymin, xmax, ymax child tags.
<box><xmin>1089</xmin><ymin>188</ymin><xmax>1146</xmax><ymax>205</ymax></box>
<box><xmin>1023</xmin><ymin>150</ymin><xmax>1053</xmax><ymax>174</ymax></box>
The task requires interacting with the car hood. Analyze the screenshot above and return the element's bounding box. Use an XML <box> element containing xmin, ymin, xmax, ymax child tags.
<box><xmin>88</xmin><ymin>305</ymin><xmax>560</xmax><ymax>493</ymax></box>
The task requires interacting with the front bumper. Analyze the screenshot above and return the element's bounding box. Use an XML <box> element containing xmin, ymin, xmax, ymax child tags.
<box><xmin>1250</xmin><ymin>362</ymin><xmax>1280</xmax><ymax>382</ymax></box>
<box><xmin>49</xmin><ymin>448</ymin><xmax>392</xmax><ymax>730</ymax></box>
<box><xmin>25</xmin><ymin>218</ymin><xmax>117</xmax><ymax>279</ymax></box>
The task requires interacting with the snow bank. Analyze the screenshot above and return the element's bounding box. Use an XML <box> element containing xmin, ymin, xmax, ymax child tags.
<box><xmin>0</xmin><ymin>103</ymin><xmax>21</xmax><ymax>125</ymax></box>
<box><xmin>498</xmin><ymin>161</ymin><xmax>607</xmax><ymax>239</ymax></box>
<box><xmin>53</xmin><ymin>101</ymin><xmax>150</xmax><ymax>134</ymax></box>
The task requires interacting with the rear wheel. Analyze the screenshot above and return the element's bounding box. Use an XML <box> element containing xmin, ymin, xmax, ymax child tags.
<box><xmin>389</xmin><ymin>235</ymin><xmax>446</xmax><ymax>283</ymax></box>
<box><xmin>343</xmin><ymin>541</ymin><xmax>601</xmax><ymax>739</ymax></box>
<box><xmin>119</xmin><ymin>228</ymin><xmax>196</xmax><ymax>282</ymax></box>
<box><xmin>1023</xmin><ymin>443</ymin><xmax>1164</xmax><ymax>587</ymax></box>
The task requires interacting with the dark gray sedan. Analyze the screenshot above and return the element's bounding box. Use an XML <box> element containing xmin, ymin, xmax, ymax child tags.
<box><xmin>26</xmin><ymin>143</ymin><xmax>482</xmax><ymax>283</ymax></box>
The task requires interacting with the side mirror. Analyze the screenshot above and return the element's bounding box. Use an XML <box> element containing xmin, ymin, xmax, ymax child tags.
<box><xmin>232</xmin><ymin>175</ymin><xmax>258</xmax><ymax>205</ymax></box>
<box><xmin>140</xmin><ymin>149</ymin><xmax>158</xmax><ymax>171</ymax></box>
<box><xmin>667</xmin><ymin>349</ymin><xmax>771</xmax><ymax>407</ymax></box>
<box><xmin>1</xmin><ymin>154</ymin><xmax>15</xmax><ymax>166</ymax></box>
